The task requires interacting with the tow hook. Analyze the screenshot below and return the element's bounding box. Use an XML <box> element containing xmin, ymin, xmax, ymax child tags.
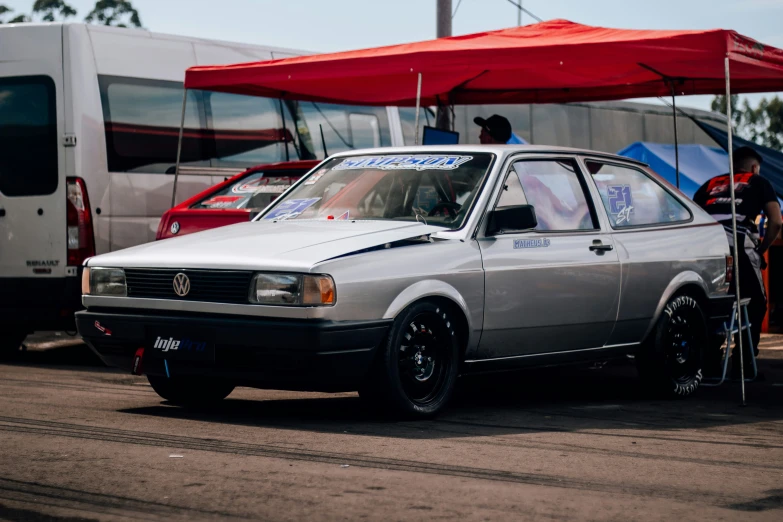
<box><xmin>132</xmin><ymin>348</ymin><xmax>144</xmax><ymax>376</ymax></box>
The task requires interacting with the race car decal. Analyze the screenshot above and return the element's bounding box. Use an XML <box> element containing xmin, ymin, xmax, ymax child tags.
<box><xmin>202</xmin><ymin>195</ymin><xmax>244</xmax><ymax>208</ymax></box>
<box><xmin>333</xmin><ymin>155</ymin><xmax>473</xmax><ymax>171</ymax></box>
<box><xmin>232</xmin><ymin>176</ymin><xmax>298</xmax><ymax>194</ymax></box>
<box><xmin>607</xmin><ymin>185</ymin><xmax>634</xmax><ymax>225</ymax></box>
<box><xmin>514</xmin><ymin>238</ymin><xmax>550</xmax><ymax>249</ymax></box>
<box><xmin>263</xmin><ymin>197</ymin><xmax>321</xmax><ymax>220</ymax></box>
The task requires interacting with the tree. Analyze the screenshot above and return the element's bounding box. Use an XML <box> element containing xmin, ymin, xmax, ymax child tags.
<box><xmin>85</xmin><ymin>0</ymin><xmax>142</xmax><ymax>28</ymax></box>
<box><xmin>33</xmin><ymin>0</ymin><xmax>77</xmax><ymax>21</ymax></box>
<box><xmin>711</xmin><ymin>95</ymin><xmax>783</xmax><ymax>151</ymax></box>
<box><xmin>0</xmin><ymin>4</ymin><xmax>30</xmax><ymax>23</ymax></box>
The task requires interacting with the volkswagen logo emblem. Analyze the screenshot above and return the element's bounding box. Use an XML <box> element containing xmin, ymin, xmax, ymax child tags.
<box><xmin>170</xmin><ymin>221</ymin><xmax>180</xmax><ymax>235</ymax></box>
<box><xmin>173</xmin><ymin>273</ymin><xmax>191</xmax><ymax>297</ymax></box>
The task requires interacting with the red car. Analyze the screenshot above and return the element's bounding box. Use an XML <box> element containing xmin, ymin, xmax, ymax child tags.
<box><xmin>156</xmin><ymin>160</ymin><xmax>319</xmax><ymax>240</ymax></box>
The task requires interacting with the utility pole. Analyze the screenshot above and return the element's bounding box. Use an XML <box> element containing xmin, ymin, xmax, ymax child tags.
<box><xmin>435</xmin><ymin>0</ymin><xmax>452</xmax><ymax>130</ymax></box>
<box><xmin>518</xmin><ymin>1</ymin><xmax>522</xmax><ymax>25</ymax></box>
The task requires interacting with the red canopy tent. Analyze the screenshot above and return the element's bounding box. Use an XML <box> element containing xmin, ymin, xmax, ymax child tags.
<box><xmin>180</xmin><ymin>21</ymin><xmax>783</xmax><ymax>395</ymax></box>
<box><xmin>184</xmin><ymin>19</ymin><xmax>783</xmax><ymax>107</ymax></box>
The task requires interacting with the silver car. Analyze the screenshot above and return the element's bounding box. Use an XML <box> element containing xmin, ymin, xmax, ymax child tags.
<box><xmin>77</xmin><ymin>146</ymin><xmax>733</xmax><ymax>418</ymax></box>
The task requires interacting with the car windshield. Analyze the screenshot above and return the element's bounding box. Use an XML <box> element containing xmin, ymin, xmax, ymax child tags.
<box><xmin>191</xmin><ymin>169</ymin><xmax>307</xmax><ymax>210</ymax></box>
<box><xmin>259</xmin><ymin>153</ymin><xmax>494</xmax><ymax>230</ymax></box>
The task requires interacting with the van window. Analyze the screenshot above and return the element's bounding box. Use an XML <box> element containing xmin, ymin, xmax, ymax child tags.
<box><xmin>207</xmin><ymin>92</ymin><xmax>286</xmax><ymax>168</ymax></box>
<box><xmin>99</xmin><ymin>75</ymin><xmax>396</xmax><ymax>173</ymax></box>
<box><xmin>0</xmin><ymin>76</ymin><xmax>58</xmax><ymax>196</ymax></box>
<box><xmin>100</xmin><ymin>76</ymin><xmax>209</xmax><ymax>173</ymax></box>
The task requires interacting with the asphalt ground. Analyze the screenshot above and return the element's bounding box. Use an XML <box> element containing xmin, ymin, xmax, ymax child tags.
<box><xmin>0</xmin><ymin>334</ymin><xmax>782</xmax><ymax>521</ymax></box>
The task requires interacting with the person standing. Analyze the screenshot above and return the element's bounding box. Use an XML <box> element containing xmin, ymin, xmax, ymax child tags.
<box><xmin>693</xmin><ymin>146</ymin><xmax>782</xmax><ymax>370</ymax></box>
<box><xmin>474</xmin><ymin>115</ymin><xmax>514</xmax><ymax>144</ymax></box>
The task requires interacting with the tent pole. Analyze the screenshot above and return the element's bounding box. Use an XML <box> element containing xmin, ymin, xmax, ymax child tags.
<box><xmin>170</xmin><ymin>88</ymin><xmax>188</xmax><ymax>209</ymax></box>
<box><xmin>414</xmin><ymin>73</ymin><xmax>422</xmax><ymax>145</ymax></box>
<box><xmin>671</xmin><ymin>83</ymin><xmax>680</xmax><ymax>189</ymax></box>
<box><xmin>725</xmin><ymin>56</ymin><xmax>746</xmax><ymax>406</ymax></box>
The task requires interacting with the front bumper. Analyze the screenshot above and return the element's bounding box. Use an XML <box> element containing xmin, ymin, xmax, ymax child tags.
<box><xmin>76</xmin><ymin>309</ymin><xmax>391</xmax><ymax>392</ymax></box>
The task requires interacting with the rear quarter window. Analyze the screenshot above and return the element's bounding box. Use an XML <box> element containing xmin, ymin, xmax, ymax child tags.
<box><xmin>586</xmin><ymin>160</ymin><xmax>691</xmax><ymax>228</ymax></box>
<box><xmin>0</xmin><ymin>76</ymin><xmax>58</xmax><ymax>197</ymax></box>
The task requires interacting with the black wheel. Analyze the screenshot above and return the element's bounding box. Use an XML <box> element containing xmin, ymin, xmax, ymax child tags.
<box><xmin>147</xmin><ymin>375</ymin><xmax>235</xmax><ymax>406</ymax></box>
<box><xmin>0</xmin><ymin>330</ymin><xmax>28</xmax><ymax>359</ymax></box>
<box><xmin>361</xmin><ymin>300</ymin><xmax>459</xmax><ymax>418</ymax></box>
<box><xmin>637</xmin><ymin>295</ymin><xmax>706</xmax><ymax>398</ymax></box>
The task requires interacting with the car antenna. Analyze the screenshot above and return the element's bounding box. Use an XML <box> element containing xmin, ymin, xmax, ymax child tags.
<box><xmin>319</xmin><ymin>124</ymin><xmax>329</xmax><ymax>158</ymax></box>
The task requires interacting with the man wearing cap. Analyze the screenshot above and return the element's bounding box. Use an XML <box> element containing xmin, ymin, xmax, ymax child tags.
<box><xmin>694</xmin><ymin>146</ymin><xmax>782</xmax><ymax>372</ymax></box>
<box><xmin>474</xmin><ymin>114</ymin><xmax>518</xmax><ymax>144</ymax></box>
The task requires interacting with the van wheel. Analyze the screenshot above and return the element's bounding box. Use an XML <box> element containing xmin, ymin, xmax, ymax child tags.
<box><xmin>637</xmin><ymin>295</ymin><xmax>706</xmax><ymax>398</ymax></box>
<box><xmin>0</xmin><ymin>330</ymin><xmax>27</xmax><ymax>358</ymax></box>
<box><xmin>147</xmin><ymin>375</ymin><xmax>235</xmax><ymax>406</ymax></box>
<box><xmin>361</xmin><ymin>300</ymin><xmax>459</xmax><ymax>418</ymax></box>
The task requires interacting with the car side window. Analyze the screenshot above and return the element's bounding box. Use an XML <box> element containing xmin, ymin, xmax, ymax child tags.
<box><xmin>497</xmin><ymin>168</ymin><xmax>528</xmax><ymax>208</ymax></box>
<box><xmin>503</xmin><ymin>159</ymin><xmax>596</xmax><ymax>231</ymax></box>
<box><xmin>586</xmin><ymin>161</ymin><xmax>691</xmax><ymax>228</ymax></box>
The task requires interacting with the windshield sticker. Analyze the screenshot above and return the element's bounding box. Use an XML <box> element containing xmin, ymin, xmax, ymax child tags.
<box><xmin>333</xmin><ymin>155</ymin><xmax>473</xmax><ymax>171</ymax></box>
<box><xmin>514</xmin><ymin>238</ymin><xmax>550</xmax><ymax>249</ymax></box>
<box><xmin>202</xmin><ymin>195</ymin><xmax>244</xmax><ymax>208</ymax></box>
<box><xmin>233</xmin><ymin>176</ymin><xmax>297</xmax><ymax>194</ymax></box>
<box><xmin>607</xmin><ymin>185</ymin><xmax>634</xmax><ymax>225</ymax></box>
<box><xmin>304</xmin><ymin>171</ymin><xmax>326</xmax><ymax>185</ymax></box>
<box><xmin>263</xmin><ymin>197</ymin><xmax>321</xmax><ymax>220</ymax></box>
<box><xmin>336</xmin><ymin>211</ymin><xmax>349</xmax><ymax>220</ymax></box>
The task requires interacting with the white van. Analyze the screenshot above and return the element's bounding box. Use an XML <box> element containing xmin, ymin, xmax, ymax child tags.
<box><xmin>0</xmin><ymin>22</ymin><xmax>408</xmax><ymax>351</ymax></box>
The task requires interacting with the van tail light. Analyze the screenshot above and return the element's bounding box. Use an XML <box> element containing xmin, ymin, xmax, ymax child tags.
<box><xmin>66</xmin><ymin>177</ymin><xmax>96</xmax><ymax>266</ymax></box>
<box><xmin>725</xmin><ymin>254</ymin><xmax>734</xmax><ymax>286</ymax></box>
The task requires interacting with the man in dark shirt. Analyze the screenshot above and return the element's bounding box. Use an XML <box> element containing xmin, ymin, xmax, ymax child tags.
<box><xmin>694</xmin><ymin>146</ymin><xmax>782</xmax><ymax>370</ymax></box>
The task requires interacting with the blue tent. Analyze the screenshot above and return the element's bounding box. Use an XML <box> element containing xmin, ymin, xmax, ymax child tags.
<box><xmin>617</xmin><ymin>142</ymin><xmax>728</xmax><ymax>199</ymax></box>
<box><xmin>694</xmin><ymin>120</ymin><xmax>783</xmax><ymax>199</ymax></box>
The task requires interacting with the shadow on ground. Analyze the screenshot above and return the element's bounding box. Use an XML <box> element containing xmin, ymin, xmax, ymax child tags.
<box><xmin>118</xmin><ymin>354</ymin><xmax>783</xmax><ymax>440</ymax></box>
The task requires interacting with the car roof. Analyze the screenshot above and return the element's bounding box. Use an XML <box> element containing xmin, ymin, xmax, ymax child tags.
<box><xmin>325</xmin><ymin>144</ymin><xmax>648</xmax><ymax>167</ymax></box>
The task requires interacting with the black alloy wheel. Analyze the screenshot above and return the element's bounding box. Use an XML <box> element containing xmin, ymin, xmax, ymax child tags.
<box><xmin>361</xmin><ymin>300</ymin><xmax>459</xmax><ymax>418</ymax></box>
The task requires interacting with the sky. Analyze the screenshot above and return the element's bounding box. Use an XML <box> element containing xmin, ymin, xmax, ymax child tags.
<box><xmin>5</xmin><ymin>0</ymin><xmax>783</xmax><ymax>111</ymax></box>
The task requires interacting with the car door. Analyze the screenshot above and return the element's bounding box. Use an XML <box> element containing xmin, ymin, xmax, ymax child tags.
<box><xmin>477</xmin><ymin>156</ymin><xmax>621</xmax><ymax>359</ymax></box>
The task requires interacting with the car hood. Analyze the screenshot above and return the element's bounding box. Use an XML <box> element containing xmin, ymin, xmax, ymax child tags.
<box><xmin>89</xmin><ymin>220</ymin><xmax>445</xmax><ymax>271</ymax></box>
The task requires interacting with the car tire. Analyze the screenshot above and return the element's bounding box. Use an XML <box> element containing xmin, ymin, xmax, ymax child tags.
<box><xmin>0</xmin><ymin>330</ymin><xmax>27</xmax><ymax>358</ymax></box>
<box><xmin>361</xmin><ymin>300</ymin><xmax>459</xmax><ymax>418</ymax></box>
<box><xmin>637</xmin><ymin>295</ymin><xmax>706</xmax><ymax>398</ymax></box>
<box><xmin>147</xmin><ymin>375</ymin><xmax>235</xmax><ymax>406</ymax></box>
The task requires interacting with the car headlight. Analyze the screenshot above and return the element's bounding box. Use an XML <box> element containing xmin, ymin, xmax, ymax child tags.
<box><xmin>83</xmin><ymin>267</ymin><xmax>127</xmax><ymax>297</ymax></box>
<box><xmin>250</xmin><ymin>273</ymin><xmax>335</xmax><ymax>306</ymax></box>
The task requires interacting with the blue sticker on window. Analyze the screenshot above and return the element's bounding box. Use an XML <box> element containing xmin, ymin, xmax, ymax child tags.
<box><xmin>514</xmin><ymin>238</ymin><xmax>550</xmax><ymax>249</ymax></box>
<box><xmin>263</xmin><ymin>197</ymin><xmax>321</xmax><ymax>220</ymax></box>
<box><xmin>607</xmin><ymin>185</ymin><xmax>634</xmax><ymax>225</ymax></box>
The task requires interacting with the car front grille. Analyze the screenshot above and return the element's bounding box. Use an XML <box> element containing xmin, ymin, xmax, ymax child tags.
<box><xmin>124</xmin><ymin>268</ymin><xmax>253</xmax><ymax>304</ymax></box>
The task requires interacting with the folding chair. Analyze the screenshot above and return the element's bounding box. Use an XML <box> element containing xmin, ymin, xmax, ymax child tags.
<box><xmin>702</xmin><ymin>297</ymin><xmax>758</xmax><ymax>386</ymax></box>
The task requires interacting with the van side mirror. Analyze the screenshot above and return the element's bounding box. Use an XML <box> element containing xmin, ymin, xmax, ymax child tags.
<box><xmin>486</xmin><ymin>205</ymin><xmax>537</xmax><ymax>236</ymax></box>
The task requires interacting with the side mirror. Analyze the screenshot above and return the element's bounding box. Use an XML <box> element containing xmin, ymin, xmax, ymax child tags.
<box><xmin>486</xmin><ymin>205</ymin><xmax>537</xmax><ymax>236</ymax></box>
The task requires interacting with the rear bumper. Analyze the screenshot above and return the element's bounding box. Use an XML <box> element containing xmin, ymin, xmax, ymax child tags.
<box><xmin>75</xmin><ymin>309</ymin><xmax>391</xmax><ymax>392</ymax></box>
<box><xmin>0</xmin><ymin>275</ymin><xmax>83</xmax><ymax>331</ymax></box>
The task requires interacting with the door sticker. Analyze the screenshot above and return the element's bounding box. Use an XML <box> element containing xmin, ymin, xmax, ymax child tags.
<box><xmin>514</xmin><ymin>238</ymin><xmax>550</xmax><ymax>249</ymax></box>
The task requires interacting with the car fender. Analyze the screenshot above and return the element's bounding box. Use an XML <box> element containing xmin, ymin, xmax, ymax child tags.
<box><xmin>642</xmin><ymin>270</ymin><xmax>709</xmax><ymax>341</ymax></box>
<box><xmin>383</xmin><ymin>279</ymin><xmax>474</xmax><ymax>345</ymax></box>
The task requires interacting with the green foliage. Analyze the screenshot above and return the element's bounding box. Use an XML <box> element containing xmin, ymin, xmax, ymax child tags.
<box><xmin>33</xmin><ymin>0</ymin><xmax>77</xmax><ymax>22</ymax></box>
<box><xmin>712</xmin><ymin>95</ymin><xmax>783</xmax><ymax>151</ymax></box>
<box><xmin>0</xmin><ymin>4</ymin><xmax>30</xmax><ymax>23</ymax></box>
<box><xmin>85</xmin><ymin>0</ymin><xmax>142</xmax><ymax>28</ymax></box>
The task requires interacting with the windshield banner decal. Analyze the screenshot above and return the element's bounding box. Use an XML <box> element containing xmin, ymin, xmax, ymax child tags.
<box><xmin>332</xmin><ymin>155</ymin><xmax>473</xmax><ymax>171</ymax></box>
<box><xmin>263</xmin><ymin>197</ymin><xmax>321</xmax><ymax>220</ymax></box>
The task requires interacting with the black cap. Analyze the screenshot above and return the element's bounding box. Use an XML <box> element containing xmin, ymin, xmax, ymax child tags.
<box><xmin>474</xmin><ymin>115</ymin><xmax>512</xmax><ymax>143</ymax></box>
<box><xmin>733</xmin><ymin>145</ymin><xmax>763</xmax><ymax>165</ymax></box>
